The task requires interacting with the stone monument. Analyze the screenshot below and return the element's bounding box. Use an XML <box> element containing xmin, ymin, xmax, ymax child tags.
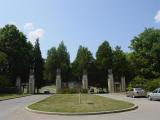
<box><xmin>82</xmin><ymin>69</ymin><xmax>88</xmax><ymax>90</ymax></box>
<box><xmin>108</xmin><ymin>69</ymin><xmax>114</xmax><ymax>93</ymax></box>
<box><xmin>16</xmin><ymin>77</ymin><xmax>21</xmax><ymax>93</ymax></box>
<box><xmin>29</xmin><ymin>69</ymin><xmax>35</xmax><ymax>94</ymax></box>
<box><xmin>56</xmin><ymin>68</ymin><xmax>61</xmax><ymax>93</ymax></box>
<box><xmin>121</xmin><ymin>76</ymin><xmax>126</xmax><ymax>92</ymax></box>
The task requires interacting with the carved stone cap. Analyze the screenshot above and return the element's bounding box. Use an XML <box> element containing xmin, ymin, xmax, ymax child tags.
<box><xmin>108</xmin><ymin>69</ymin><xmax>112</xmax><ymax>74</ymax></box>
<box><xmin>30</xmin><ymin>69</ymin><xmax>34</xmax><ymax>75</ymax></box>
<box><xmin>57</xmin><ymin>68</ymin><xmax>61</xmax><ymax>75</ymax></box>
<box><xmin>83</xmin><ymin>69</ymin><xmax>87</xmax><ymax>75</ymax></box>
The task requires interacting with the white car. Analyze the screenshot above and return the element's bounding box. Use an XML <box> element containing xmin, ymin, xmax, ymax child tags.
<box><xmin>88</xmin><ymin>87</ymin><xmax>94</xmax><ymax>94</ymax></box>
<box><xmin>148</xmin><ymin>88</ymin><xmax>160</xmax><ymax>101</ymax></box>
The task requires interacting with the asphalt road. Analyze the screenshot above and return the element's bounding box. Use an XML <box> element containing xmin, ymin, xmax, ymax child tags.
<box><xmin>0</xmin><ymin>94</ymin><xmax>160</xmax><ymax>120</ymax></box>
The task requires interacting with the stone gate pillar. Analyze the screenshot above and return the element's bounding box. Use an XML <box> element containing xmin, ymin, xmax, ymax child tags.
<box><xmin>82</xmin><ymin>69</ymin><xmax>88</xmax><ymax>90</ymax></box>
<box><xmin>108</xmin><ymin>69</ymin><xmax>114</xmax><ymax>93</ymax></box>
<box><xmin>56</xmin><ymin>68</ymin><xmax>61</xmax><ymax>93</ymax></box>
<box><xmin>121</xmin><ymin>76</ymin><xmax>126</xmax><ymax>92</ymax></box>
<box><xmin>29</xmin><ymin>69</ymin><xmax>35</xmax><ymax>94</ymax></box>
<box><xmin>16</xmin><ymin>77</ymin><xmax>21</xmax><ymax>93</ymax></box>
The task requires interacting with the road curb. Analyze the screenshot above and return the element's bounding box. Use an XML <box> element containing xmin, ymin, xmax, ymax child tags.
<box><xmin>25</xmin><ymin>103</ymin><xmax>138</xmax><ymax>116</ymax></box>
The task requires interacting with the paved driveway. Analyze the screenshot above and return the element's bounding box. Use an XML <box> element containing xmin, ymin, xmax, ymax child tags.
<box><xmin>0</xmin><ymin>94</ymin><xmax>160</xmax><ymax>120</ymax></box>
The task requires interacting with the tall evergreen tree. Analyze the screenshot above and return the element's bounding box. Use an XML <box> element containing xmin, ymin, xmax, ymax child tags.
<box><xmin>44</xmin><ymin>41</ymin><xmax>70</xmax><ymax>83</ymax></box>
<box><xmin>44</xmin><ymin>47</ymin><xmax>58</xmax><ymax>83</ymax></box>
<box><xmin>57</xmin><ymin>41</ymin><xmax>70</xmax><ymax>82</ymax></box>
<box><xmin>96</xmin><ymin>41</ymin><xmax>113</xmax><ymax>87</ymax></box>
<box><xmin>34</xmin><ymin>39</ymin><xmax>44</xmax><ymax>93</ymax></box>
<box><xmin>112</xmin><ymin>46</ymin><xmax>128</xmax><ymax>81</ymax></box>
<box><xmin>96</xmin><ymin>41</ymin><xmax>112</xmax><ymax>70</ymax></box>
<box><xmin>72</xmin><ymin>46</ymin><xmax>94</xmax><ymax>81</ymax></box>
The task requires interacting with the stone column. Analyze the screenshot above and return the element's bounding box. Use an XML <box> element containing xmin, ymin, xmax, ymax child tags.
<box><xmin>108</xmin><ymin>69</ymin><xmax>114</xmax><ymax>93</ymax></box>
<box><xmin>121</xmin><ymin>76</ymin><xmax>126</xmax><ymax>92</ymax></box>
<box><xmin>56</xmin><ymin>68</ymin><xmax>61</xmax><ymax>93</ymax></box>
<box><xmin>16</xmin><ymin>77</ymin><xmax>21</xmax><ymax>93</ymax></box>
<box><xmin>82</xmin><ymin>69</ymin><xmax>88</xmax><ymax>90</ymax></box>
<box><xmin>29</xmin><ymin>69</ymin><xmax>35</xmax><ymax>94</ymax></box>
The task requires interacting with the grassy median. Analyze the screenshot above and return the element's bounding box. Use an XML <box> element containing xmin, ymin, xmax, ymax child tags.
<box><xmin>28</xmin><ymin>94</ymin><xmax>134</xmax><ymax>113</ymax></box>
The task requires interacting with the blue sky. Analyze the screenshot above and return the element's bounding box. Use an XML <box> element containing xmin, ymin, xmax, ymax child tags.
<box><xmin>0</xmin><ymin>0</ymin><xmax>160</xmax><ymax>61</ymax></box>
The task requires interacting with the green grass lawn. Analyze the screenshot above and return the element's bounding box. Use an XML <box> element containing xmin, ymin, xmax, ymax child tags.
<box><xmin>28</xmin><ymin>94</ymin><xmax>134</xmax><ymax>113</ymax></box>
<box><xmin>0</xmin><ymin>94</ymin><xmax>29</xmax><ymax>101</ymax></box>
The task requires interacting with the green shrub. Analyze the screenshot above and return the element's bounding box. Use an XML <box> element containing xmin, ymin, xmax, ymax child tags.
<box><xmin>81</xmin><ymin>89</ymin><xmax>88</xmax><ymax>93</ymax></box>
<box><xmin>144</xmin><ymin>78</ymin><xmax>160</xmax><ymax>91</ymax></box>
<box><xmin>126</xmin><ymin>83</ymin><xmax>132</xmax><ymax>91</ymax></box>
<box><xmin>58</xmin><ymin>88</ymin><xmax>89</xmax><ymax>94</ymax></box>
<box><xmin>130</xmin><ymin>76</ymin><xmax>146</xmax><ymax>88</ymax></box>
<box><xmin>128</xmin><ymin>76</ymin><xmax>160</xmax><ymax>92</ymax></box>
<box><xmin>58</xmin><ymin>88</ymin><xmax>79</xmax><ymax>94</ymax></box>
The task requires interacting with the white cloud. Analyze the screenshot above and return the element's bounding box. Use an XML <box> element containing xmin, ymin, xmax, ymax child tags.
<box><xmin>24</xmin><ymin>22</ymin><xmax>45</xmax><ymax>44</ymax></box>
<box><xmin>28</xmin><ymin>28</ymin><xmax>45</xmax><ymax>44</ymax></box>
<box><xmin>24</xmin><ymin>22</ymin><xmax>34</xmax><ymax>31</ymax></box>
<box><xmin>154</xmin><ymin>10</ymin><xmax>160</xmax><ymax>23</ymax></box>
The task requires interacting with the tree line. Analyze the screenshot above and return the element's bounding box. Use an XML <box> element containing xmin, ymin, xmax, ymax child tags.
<box><xmin>0</xmin><ymin>25</ymin><xmax>43</xmax><ymax>93</ymax></box>
<box><xmin>44</xmin><ymin>40</ymin><xmax>130</xmax><ymax>88</ymax></box>
<box><xmin>0</xmin><ymin>24</ymin><xmax>160</xmax><ymax>91</ymax></box>
<box><xmin>41</xmin><ymin>27</ymin><xmax>160</xmax><ymax>90</ymax></box>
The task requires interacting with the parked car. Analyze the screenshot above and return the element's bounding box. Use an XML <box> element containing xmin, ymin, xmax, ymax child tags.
<box><xmin>44</xmin><ymin>90</ymin><xmax>50</xmax><ymax>94</ymax></box>
<box><xmin>97</xmin><ymin>88</ymin><xmax>105</xmax><ymax>94</ymax></box>
<box><xmin>126</xmin><ymin>88</ymin><xmax>146</xmax><ymax>98</ymax></box>
<box><xmin>148</xmin><ymin>88</ymin><xmax>160</xmax><ymax>101</ymax></box>
<box><xmin>89</xmin><ymin>88</ymin><xmax>94</xmax><ymax>94</ymax></box>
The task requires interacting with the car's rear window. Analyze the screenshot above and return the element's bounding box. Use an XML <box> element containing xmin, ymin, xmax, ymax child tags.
<box><xmin>135</xmin><ymin>88</ymin><xmax>143</xmax><ymax>91</ymax></box>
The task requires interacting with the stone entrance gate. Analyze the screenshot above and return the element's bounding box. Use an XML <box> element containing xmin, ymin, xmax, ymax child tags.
<box><xmin>55</xmin><ymin>68</ymin><xmax>126</xmax><ymax>93</ymax></box>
